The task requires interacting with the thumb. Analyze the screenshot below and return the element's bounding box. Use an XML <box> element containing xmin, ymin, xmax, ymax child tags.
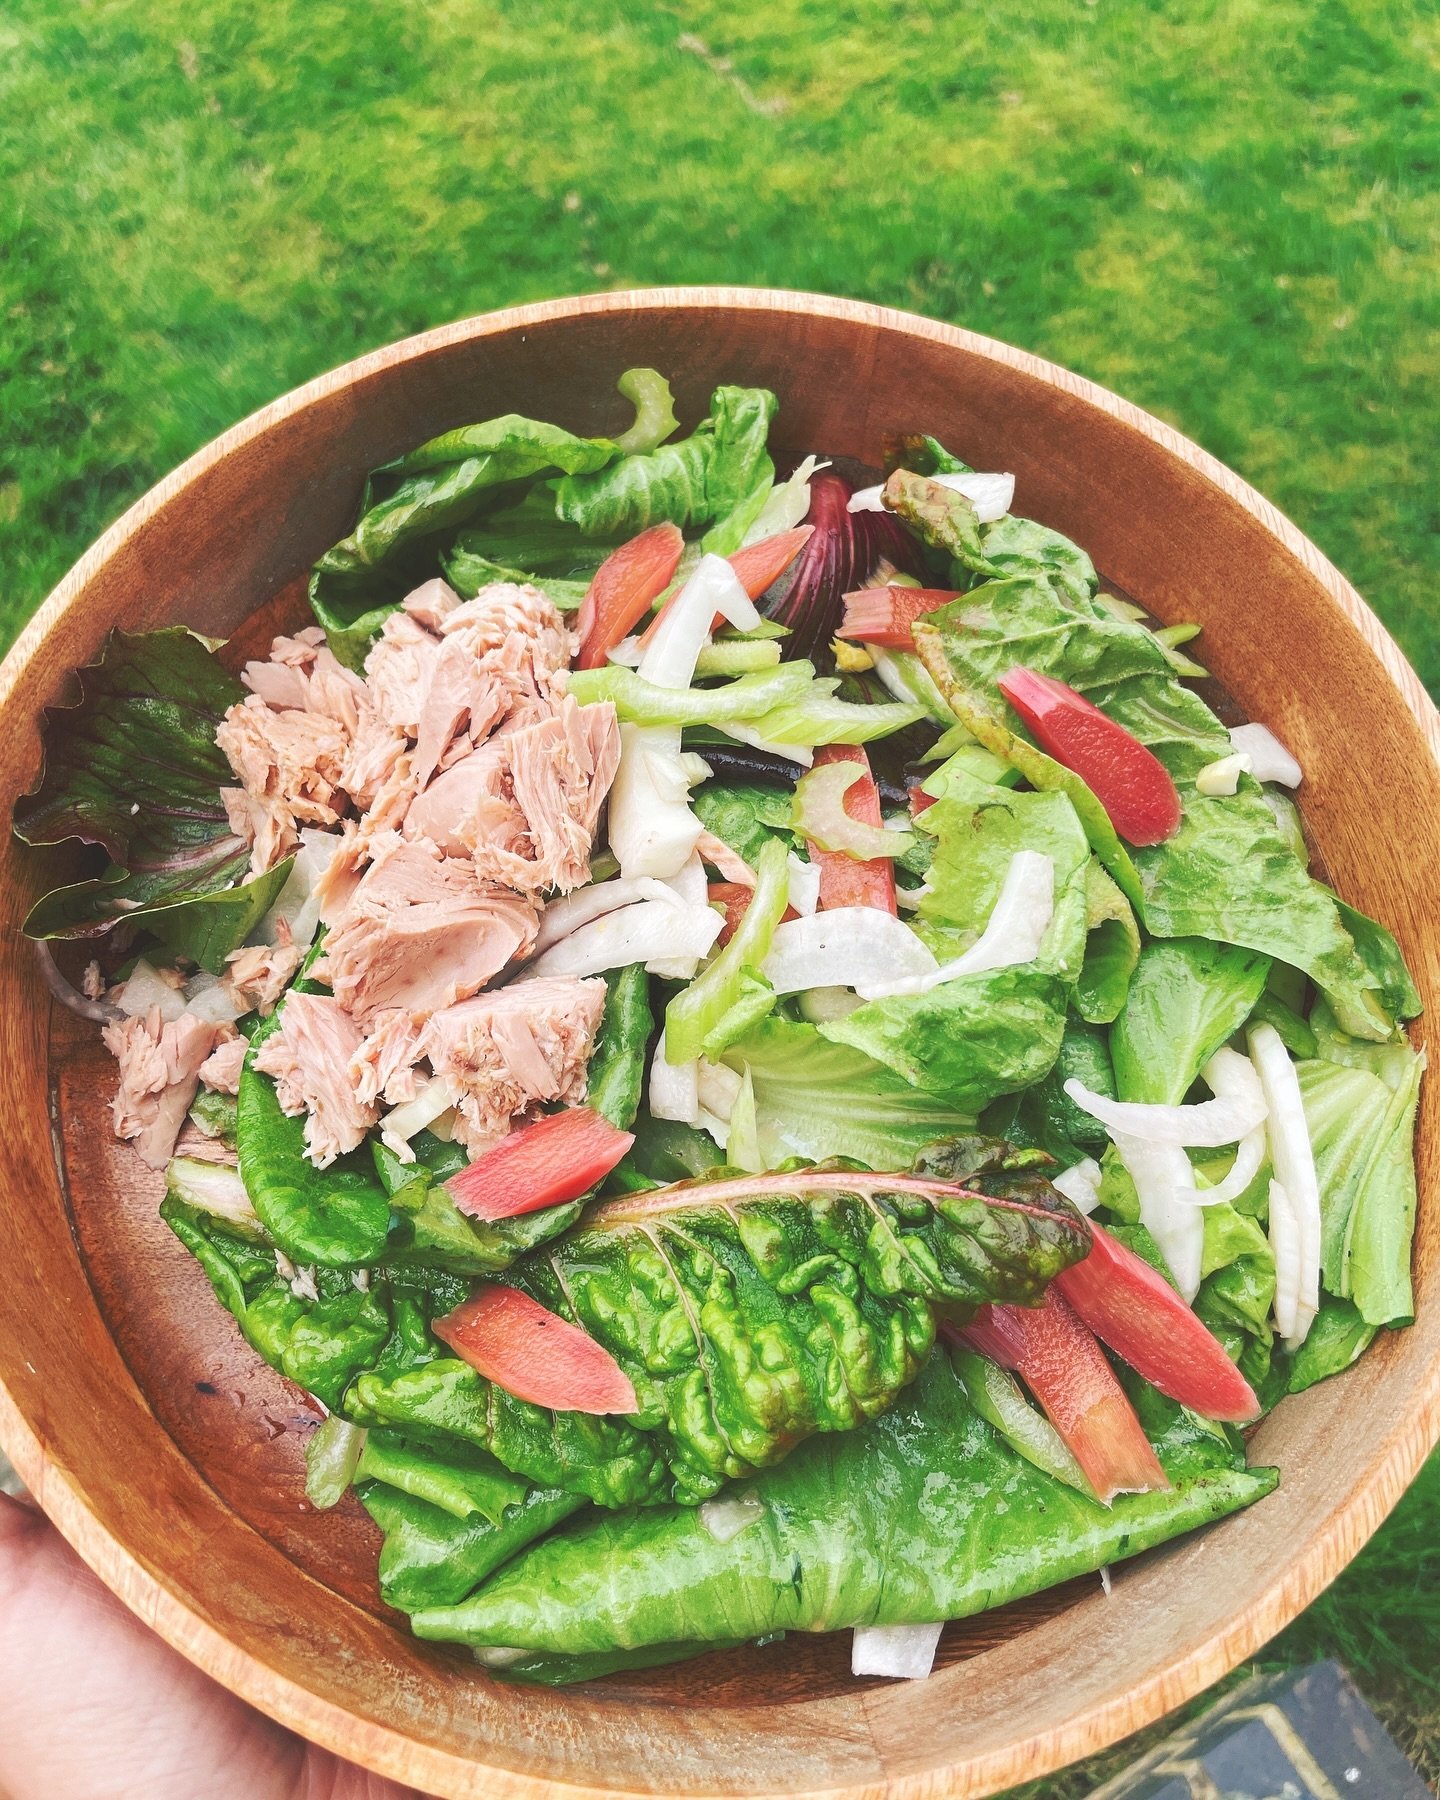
<box><xmin>0</xmin><ymin>1491</ymin><xmax>298</xmax><ymax>1799</ymax></box>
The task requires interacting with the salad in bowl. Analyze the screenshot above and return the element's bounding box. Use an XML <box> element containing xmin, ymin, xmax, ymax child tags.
<box><xmin>14</xmin><ymin>367</ymin><xmax>1421</xmax><ymax>1687</ymax></box>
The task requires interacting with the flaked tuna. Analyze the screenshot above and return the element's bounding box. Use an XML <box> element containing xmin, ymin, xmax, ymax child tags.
<box><xmin>404</xmin><ymin>697</ymin><xmax>619</xmax><ymax>894</ymax></box>
<box><xmin>241</xmin><ymin>629</ymin><xmax>368</xmax><ymax>734</ymax></box>
<box><xmin>101</xmin><ymin>1007</ymin><xmax>219</xmax><ymax>1168</ymax></box>
<box><xmin>252</xmin><ymin>991</ymin><xmax>376</xmax><ymax>1167</ymax></box>
<box><xmin>224</xmin><ymin>918</ymin><xmax>302</xmax><ymax>1017</ymax></box>
<box><xmin>420</xmin><ymin>976</ymin><xmax>605</xmax><ymax>1156</ymax></box>
<box><xmin>319</xmin><ymin>835</ymin><xmax>538</xmax><ymax>1018</ymax></box>
<box><xmin>350</xmin><ymin>1008</ymin><xmax>427</xmax><ymax>1108</ymax></box>
<box><xmin>198</xmin><ymin>1032</ymin><xmax>247</xmax><ymax>1096</ymax></box>
<box><xmin>440</xmin><ymin>582</ymin><xmax>574</xmax><ymax>700</ymax></box>
<box><xmin>402</xmin><ymin>577</ymin><xmax>461</xmax><ymax>632</ymax></box>
<box><xmin>217</xmin><ymin>698</ymin><xmax>351</xmax><ymax>873</ymax></box>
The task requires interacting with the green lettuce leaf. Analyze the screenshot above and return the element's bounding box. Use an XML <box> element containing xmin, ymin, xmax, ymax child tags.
<box><xmin>982</xmin><ymin>1016</ymin><xmax>1115</xmax><ymax>1166</ymax></box>
<box><xmin>310</xmin><ymin>417</ymin><xmax>619</xmax><ymax>666</ymax></box>
<box><xmin>353</xmin><ymin>1160</ymin><xmax>1088</xmax><ymax>1507</ymax></box>
<box><xmin>819</xmin><ymin>965</ymin><xmax>1069</xmax><ymax>1107</ymax></box>
<box><xmin>915</xmin><ymin>770</ymin><xmax>1090</xmax><ymax>981</ymax></box>
<box><xmin>1300</xmin><ymin>1047</ymin><xmax>1421</xmax><ymax>1328</ymax></box>
<box><xmin>585</xmin><ymin>964</ymin><xmax>653</xmax><ymax>1132</ymax></box>
<box><xmin>913</xmin><ymin>576</ymin><xmax>1404</xmax><ymax>1039</ymax></box>
<box><xmin>1286</xmin><ymin>1298</ymin><xmax>1377</xmax><ymax>1393</ymax></box>
<box><xmin>14</xmin><ymin>628</ymin><xmax>292</xmax><ymax>972</ymax></box>
<box><xmin>409</xmin><ymin>1349</ymin><xmax>1274</xmax><ymax>1666</ymax></box>
<box><xmin>236</xmin><ymin>991</ymin><xmax>394</xmax><ymax>1269</ymax></box>
<box><xmin>373</xmin><ymin>1129</ymin><xmax>584</xmax><ymax>1275</ymax></box>
<box><xmin>1111</xmin><ymin>938</ymin><xmax>1271</xmax><ymax>1104</ymax></box>
<box><xmin>554</xmin><ymin>385</ymin><xmax>777</xmax><ymax>554</ymax></box>
<box><xmin>721</xmin><ymin>1016</ymin><xmax>976</xmax><ymax>1169</ymax></box>
<box><xmin>691</xmin><ymin>780</ymin><xmax>795</xmax><ymax>866</ymax></box>
<box><xmin>979</xmin><ymin>514</ymin><xmax>1099</xmax><ymax>604</ymax></box>
<box><xmin>358</xmin><ymin>1479</ymin><xmax>587</xmax><ymax>1614</ymax></box>
<box><xmin>1077</xmin><ymin>859</ymin><xmax>1141</xmax><ymax>1024</ymax></box>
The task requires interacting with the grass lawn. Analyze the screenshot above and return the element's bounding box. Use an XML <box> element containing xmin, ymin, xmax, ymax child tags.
<box><xmin>3</xmin><ymin>0</ymin><xmax>1438</xmax><ymax>1787</ymax></box>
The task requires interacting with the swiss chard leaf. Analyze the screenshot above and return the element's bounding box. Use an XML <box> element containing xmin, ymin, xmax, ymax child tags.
<box><xmin>409</xmin><ymin>1349</ymin><xmax>1275</xmax><ymax>1665</ymax></box>
<box><xmin>355</xmin><ymin>1160</ymin><xmax>1088</xmax><ymax>1508</ymax></box>
<box><xmin>913</xmin><ymin>576</ymin><xmax>1405</xmax><ymax>1039</ymax></box>
<box><xmin>14</xmin><ymin>628</ymin><xmax>292</xmax><ymax>972</ymax></box>
<box><xmin>161</xmin><ymin>1195</ymin><xmax>394</xmax><ymax>1412</ymax></box>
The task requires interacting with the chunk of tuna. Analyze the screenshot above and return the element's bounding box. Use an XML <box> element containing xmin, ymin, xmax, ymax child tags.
<box><xmin>252</xmin><ymin>991</ymin><xmax>376</xmax><ymax>1167</ymax></box>
<box><xmin>402</xmin><ymin>578</ymin><xmax>461</xmax><ymax>631</ymax></box>
<box><xmin>217</xmin><ymin>698</ymin><xmax>351</xmax><ymax>873</ymax></box>
<box><xmin>421</xmin><ymin>977</ymin><xmax>605</xmax><ymax>1156</ymax></box>
<box><xmin>439</xmin><ymin>582</ymin><xmax>574</xmax><ymax>706</ymax></box>
<box><xmin>198</xmin><ymin>1032</ymin><xmax>247</xmax><ymax>1096</ymax></box>
<box><xmin>404</xmin><ymin>697</ymin><xmax>619</xmax><ymax>894</ymax></box>
<box><xmin>349</xmin><ymin>1008</ymin><xmax>427</xmax><ymax>1108</ymax></box>
<box><xmin>101</xmin><ymin>1006</ymin><xmax>219</xmax><ymax>1168</ymax></box>
<box><xmin>318</xmin><ymin>837</ymin><xmax>538</xmax><ymax>1019</ymax></box>
<box><xmin>224</xmin><ymin>918</ymin><xmax>302</xmax><ymax>1018</ymax></box>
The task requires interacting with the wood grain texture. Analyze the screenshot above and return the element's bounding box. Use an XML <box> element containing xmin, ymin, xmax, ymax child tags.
<box><xmin>0</xmin><ymin>288</ymin><xmax>1437</xmax><ymax>1800</ymax></box>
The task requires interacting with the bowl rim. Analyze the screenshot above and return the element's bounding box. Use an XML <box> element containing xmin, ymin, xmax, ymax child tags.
<box><xmin>2</xmin><ymin>284</ymin><xmax>1437</xmax><ymax>1800</ymax></box>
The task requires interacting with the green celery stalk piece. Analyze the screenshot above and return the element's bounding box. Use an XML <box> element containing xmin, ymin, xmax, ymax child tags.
<box><xmin>665</xmin><ymin>836</ymin><xmax>790</xmax><ymax>1063</ymax></box>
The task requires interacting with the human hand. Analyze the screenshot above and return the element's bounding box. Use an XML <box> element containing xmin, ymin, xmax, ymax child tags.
<box><xmin>0</xmin><ymin>1489</ymin><xmax>428</xmax><ymax>1800</ymax></box>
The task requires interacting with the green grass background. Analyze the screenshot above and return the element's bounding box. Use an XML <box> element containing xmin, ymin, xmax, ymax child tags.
<box><xmin>2</xmin><ymin>0</ymin><xmax>1437</xmax><ymax>1786</ymax></box>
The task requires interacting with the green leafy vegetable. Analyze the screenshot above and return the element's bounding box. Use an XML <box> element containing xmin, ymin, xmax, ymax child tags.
<box><xmin>554</xmin><ymin>385</ymin><xmax>777</xmax><ymax>554</ymax></box>
<box><xmin>820</xmin><ymin>964</ymin><xmax>1069</xmax><ymax>1108</ymax></box>
<box><xmin>1300</xmin><ymin>1047</ymin><xmax>1422</xmax><ymax>1327</ymax></box>
<box><xmin>237</xmin><ymin>994</ymin><xmax>393</xmax><ymax>1269</ymax></box>
<box><xmin>883</xmin><ymin>470</ymin><xmax>1004</xmax><ymax>581</ymax></box>
<box><xmin>978</xmin><ymin>515</ymin><xmax>1099</xmax><ymax>604</ymax></box>
<box><xmin>1077</xmin><ymin>859</ymin><xmax>1141</xmax><ymax>1024</ymax></box>
<box><xmin>310</xmin><ymin>417</ymin><xmax>619</xmax><ymax>666</ymax></box>
<box><xmin>14</xmin><ymin>628</ymin><xmax>292</xmax><ymax>971</ymax></box>
<box><xmin>665</xmin><ymin>837</ymin><xmax>789</xmax><ymax>1063</ymax></box>
<box><xmin>409</xmin><ymin>1350</ymin><xmax>1274</xmax><ymax>1667</ymax></box>
<box><xmin>161</xmin><ymin>1195</ymin><xmax>394</xmax><ymax>1412</ymax></box>
<box><xmin>913</xmin><ymin>575</ymin><xmax>1402</xmax><ymax>1039</ymax></box>
<box><xmin>915</xmin><ymin>769</ymin><xmax>1089</xmax><ymax>980</ymax></box>
<box><xmin>355</xmin><ymin>1430</ymin><xmax>531</xmax><ymax>1524</ymax></box>
<box><xmin>1111</xmin><ymin>938</ymin><xmax>1271</xmax><ymax>1104</ymax></box>
<box><xmin>1286</xmin><ymin>1298</ymin><xmax>1377</xmax><ymax>1393</ymax></box>
<box><xmin>610</xmin><ymin>368</ymin><xmax>680</xmax><ymax>456</ymax></box>
<box><xmin>358</xmin><ymin>1480</ymin><xmax>586</xmax><ymax>1614</ymax></box>
<box><xmin>357</xmin><ymin>1159</ymin><xmax>1088</xmax><ymax>1507</ymax></box>
<box><xmin>691</xmin><ymin>781</ymin><xmax>794</xmax><ymax>866</ymax></box>
<box><xmin>721</xmin><ymin>1016</ymin><xmax>977</xmax><ymax>1169</ymax></box>
<box><xmin>373</xmin><ymin>1130</ymin><xmax>584</xmax><ymax>1274</ymax></box>
<box><xmin>585</xmin><ymin>964</ymin><xmax>653</xmax><ymax>1131</ymax></box>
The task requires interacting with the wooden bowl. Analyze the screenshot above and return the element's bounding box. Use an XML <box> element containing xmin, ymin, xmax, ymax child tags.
<box><xmin>2</xmin><ymin>289</ymin><xmax>1438</xmax><ymax>1799</ymax></box>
